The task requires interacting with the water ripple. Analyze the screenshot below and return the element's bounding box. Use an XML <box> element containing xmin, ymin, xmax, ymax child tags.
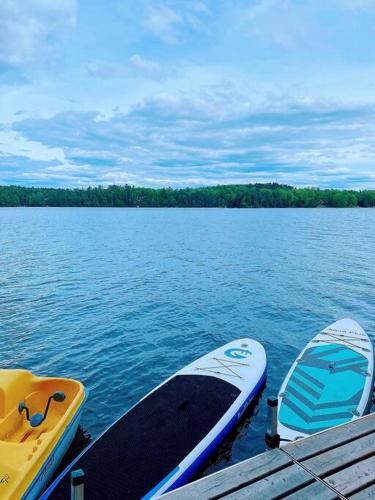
<box><xmin>0</xmin><ymin>207</ymin><xmax>374</xmax><ymax>472</ymax></box>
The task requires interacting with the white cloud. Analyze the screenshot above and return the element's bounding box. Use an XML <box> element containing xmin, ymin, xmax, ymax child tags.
<box><xmin>86</xmin><ymin>62</ymin><xmax>124</xmax><ymax>79</ymax></box>
<box><xmin>6</xmin><ymin>92</ymin><xmax>375</xmax><ymax>189</ymax></box>
<box><xmin>242</xmin><ymin>0</ymin><xmax>310</xmax><ymax>49</ymax></box>
<box><xmin>142</xmin><ymin>2</ymin><xmax>210</xmax><ymax>44</ymax></box>
<box><xmin>85</xmin><ymin>55</ymin><xmax>163</xmax><ymax>82</ymax></box>
<box><xmin>240</xmin><ymin>0</ymin><xmax>375</xmax><ymax>50</ymax></box>
<box><xmin>0</xmin><ymin>0</ymin><xmax>76</xmax><ymax>64</ymax></box>
<box><xmin>0</xmin><ymin>128</ymin><xmax>64</xmax><ymax>161</ymax></box>
<box><xmin>130</xmin><ymin>54</ymin><xmax>163</xmax><ymax>81</ymax></box>
<box><xmin>144</xmin><ymin>5</ymin><xmax>182</xmax><ymax>44</ymax></box>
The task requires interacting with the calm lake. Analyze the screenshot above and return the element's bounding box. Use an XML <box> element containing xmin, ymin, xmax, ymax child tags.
<box><xmin>1</xmin><ymin>207</ymin><xmax>374</xmax><ymax>476</ymax></box>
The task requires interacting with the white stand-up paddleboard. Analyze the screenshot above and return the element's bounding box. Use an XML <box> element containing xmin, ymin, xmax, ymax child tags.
<box><xmin>277</xmin><ymin>319</ymin><xmax>374</xmax><ymax>444</ymax></box>
<box><xmin>42</xmin><ymin>339</ymin><xmax>266</xmax><ymax>499</ymax></box>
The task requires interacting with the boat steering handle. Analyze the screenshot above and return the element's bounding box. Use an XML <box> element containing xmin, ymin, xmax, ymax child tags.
<box><xmin>18</xmin><ymin>391</ymin><xmax>66</xmax><ymax>427</ymax></box>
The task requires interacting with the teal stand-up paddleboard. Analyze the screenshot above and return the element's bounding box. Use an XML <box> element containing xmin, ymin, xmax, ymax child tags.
<box><xmin>277</xmin><ymin>318</ymin><xmax>374</xmax><ymax>443</ymax></box>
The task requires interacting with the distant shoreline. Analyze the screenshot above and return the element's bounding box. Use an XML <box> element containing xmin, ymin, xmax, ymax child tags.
<box><xmin>1</xmin><ymin>206</ymin><xmax>373</xmax><ymax>209</ymax></box>
<box><xmin>1</xmin><ymin>183</ymin><xmax>374</xmax><ymax>208</ymax></box>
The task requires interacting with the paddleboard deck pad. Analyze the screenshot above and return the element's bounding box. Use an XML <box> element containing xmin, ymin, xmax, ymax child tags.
<box><xmin>277</xmin><ymin>319</ymin><xmax>374</xmax><ymax>443</ymax></box>
<box><xmin>41</xmin><ymin>339</ymin><xmax>266</xmax><ymax>499</ymax></box>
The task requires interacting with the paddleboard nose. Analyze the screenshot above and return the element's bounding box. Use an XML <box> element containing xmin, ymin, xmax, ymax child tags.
<box><xmin>329</xmin><ymin>318</ymin><xmax>365</xmax><ymax>334</ymax></box>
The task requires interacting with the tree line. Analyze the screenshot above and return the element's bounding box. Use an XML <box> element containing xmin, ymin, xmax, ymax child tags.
<box><xmin>0</xmin><ymin>183</ymin><xmax>374</xmax><ymax>208</ymax></box>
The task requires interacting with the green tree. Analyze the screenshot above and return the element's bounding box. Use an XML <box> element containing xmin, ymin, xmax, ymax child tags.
<box><xmin>0</xmin><ymin>183</ymin><xmax>374</xmax><ymax>208</ymax></box>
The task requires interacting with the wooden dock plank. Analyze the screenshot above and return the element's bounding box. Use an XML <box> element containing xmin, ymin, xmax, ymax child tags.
<box><xmin>283</xmin><ymin>433</ymin><xmax>375</xmax><ymax>500</ymax></box>
<box><xmin>283</xmin><ymin>413</ymin><xmax>375</xmax><ymax>461</ymax></box>
<box><xmin>303</xmin><ymin>432</ymin><xmax>375</xmax><ymax>475</ymax></box>
<box><xmin>324</xmin><ymin>455</ymin><xmax>375</xmax><ymax>497</ymax></box>
<box><xmin>160</xmin><ymin>414</ymin><xmax>375</xmax><ymax>500</ymax></box>
<box><xmin>160</xmin><ymin>450</ymin><xmax>291</xmax><ymax>499</ymax></box>
<box><xmin>220</xmin><ymin>463</ymin><xmax>316</xmax><ymax>499</ymax></box>
<box><xmin>349</xmin><ymin>483</ymin><xmax>375</xmax><ymax>499</ymax></box>
<box><xmin>286</xmin><ymin>482</ymin><xmax>337</xmax><ymax>500</ymax></box>
<box><xmin>296</xmin><ymin>455</ymin><xmax>375</xmax><ymax>499</ymax></box>
<box><xmin>262</xmin><ymin>431</ymin><xmax>375</xmax><ymax>500</ymax></box>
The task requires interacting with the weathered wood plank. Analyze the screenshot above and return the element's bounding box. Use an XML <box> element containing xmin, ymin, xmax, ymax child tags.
<box><xmin>160</xmin><ymin>449</ymin><xmax>291</xmax><ymax>499</ymax></box>
<box><xmin>349</xmin><ymin>483</ymin><xmax>375</xmax><ymax>499</ymax></box>
<box><xmin>284</xmin><ymin>413</ymin><xmax>375</xmax><ymax>461</ymax></box>
<box><xmin>302</xmin><ymin>432</ymin><xmax>375</xmax><ymax>476</ymax></box>
<box><xmin>220</xmin><ymin>463</ymin><xmax>315</xmax><ymax>499</ymax></box>
<box><xmin>276</xmin><ymin>432</ymin><xmax>375</xmax><ymax>499</ymax></box>
<box><xmin>160</xmin><ymin>415</ymin><xmax>375</xmax><ymax>500</ymax></box>
<box><xmin>325</xmin><ymin>455</ymin><xmax>375</xmax><ymax>497</ymax></box>
<box><xmin>286</xmin><ymin>481</ymin><xmax>337</xmax><ymax>500</ymax></box>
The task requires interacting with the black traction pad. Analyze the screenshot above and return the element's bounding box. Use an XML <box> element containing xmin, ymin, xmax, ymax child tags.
<box><xmin>47</xmin><ymin>374</ymin><xmax>240</xmax><ymax>499</ymax></box>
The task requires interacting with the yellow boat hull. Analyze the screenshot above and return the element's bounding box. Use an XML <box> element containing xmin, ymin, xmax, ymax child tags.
<box><xmin>0</xmin><ymin>369</ymin><xmax>86</xmax><ymax>499</ymax></box>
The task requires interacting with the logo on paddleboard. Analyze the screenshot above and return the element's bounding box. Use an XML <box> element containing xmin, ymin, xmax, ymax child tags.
<box><xmin>225</xmin><ymin>348</ymin><xmax>252</xmax><ymax>359</ymax></box>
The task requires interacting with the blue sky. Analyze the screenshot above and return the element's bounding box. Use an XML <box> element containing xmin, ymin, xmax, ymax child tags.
<box><xmin>1</xmin><ymin>0</ymin><xmax>375</xmax><ymax>189</ymax></box>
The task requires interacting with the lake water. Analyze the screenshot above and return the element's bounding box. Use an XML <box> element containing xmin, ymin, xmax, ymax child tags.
<box><xmin>1</xmin><ymin>208</ymin><xmax>374</xmax><ymax>477</ymax></box>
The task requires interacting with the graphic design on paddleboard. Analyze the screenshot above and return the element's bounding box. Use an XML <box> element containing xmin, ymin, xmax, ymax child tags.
<box><xmin>277</xmin><ymin>318</ymin><xmax>374</xmax><ymax>442</ymax></box>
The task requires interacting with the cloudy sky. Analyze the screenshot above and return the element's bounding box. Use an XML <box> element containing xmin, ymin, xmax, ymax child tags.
<box><xmin>1</xmin><ymin>0</ymin><xmax>375</xmax><ymax>189</ymax></box>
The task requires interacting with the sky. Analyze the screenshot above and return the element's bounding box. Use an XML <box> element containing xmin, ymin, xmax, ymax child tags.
<box><xmin>1</xmin><ymin>0</ymin><xmax>375</xmax><ymax>189</ymax></box>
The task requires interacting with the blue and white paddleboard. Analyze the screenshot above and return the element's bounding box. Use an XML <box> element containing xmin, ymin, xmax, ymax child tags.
<box><xmin>42</xmin><ymin>339</ymin><xmax>266</xmax><ymax>499</ymax></box>
<box><xmin>277</xmin><ymin>318</ymin><xmax>374</xmax><ymax>443</ymax></box>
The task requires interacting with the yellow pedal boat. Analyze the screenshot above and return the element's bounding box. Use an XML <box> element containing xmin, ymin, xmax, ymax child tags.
<box><xmin>0</xmin><ymin>369</ymin><xmax>86</xmax><ymax>499</ymax></box>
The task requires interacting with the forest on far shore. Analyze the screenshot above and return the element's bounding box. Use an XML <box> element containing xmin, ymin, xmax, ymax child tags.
<box><xmin>0</xmin><ymin>183</ymin><xmax>374</xmax><ymax>208</ymax></box>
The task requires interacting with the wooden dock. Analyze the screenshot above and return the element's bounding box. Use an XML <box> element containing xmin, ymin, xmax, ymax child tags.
<box><xmin>160</xmin><ymin>413</ymin><xmax>375</xmax><ymax>499</ymax></box>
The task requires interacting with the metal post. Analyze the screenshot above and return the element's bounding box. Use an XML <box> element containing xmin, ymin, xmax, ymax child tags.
<box><xmin>265</xmin><ymin>396</ymin><xmax>280</xmax><ymax>448</ymax></box>
<box><xmin>71</xmin><ymin>469</ymin><xmax>84</xmax><ymax>500</ymax></box>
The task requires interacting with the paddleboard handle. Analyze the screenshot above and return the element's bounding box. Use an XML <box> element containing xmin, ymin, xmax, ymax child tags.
<box><xmin>265</xmin><ymin>397</ymin><xmax>280</xmax><ymax>448</ymax></box>
<box><xmin>71</xmin><ymin>469</ymin><xmax>85</xmax><ymax>500</ymax></box>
